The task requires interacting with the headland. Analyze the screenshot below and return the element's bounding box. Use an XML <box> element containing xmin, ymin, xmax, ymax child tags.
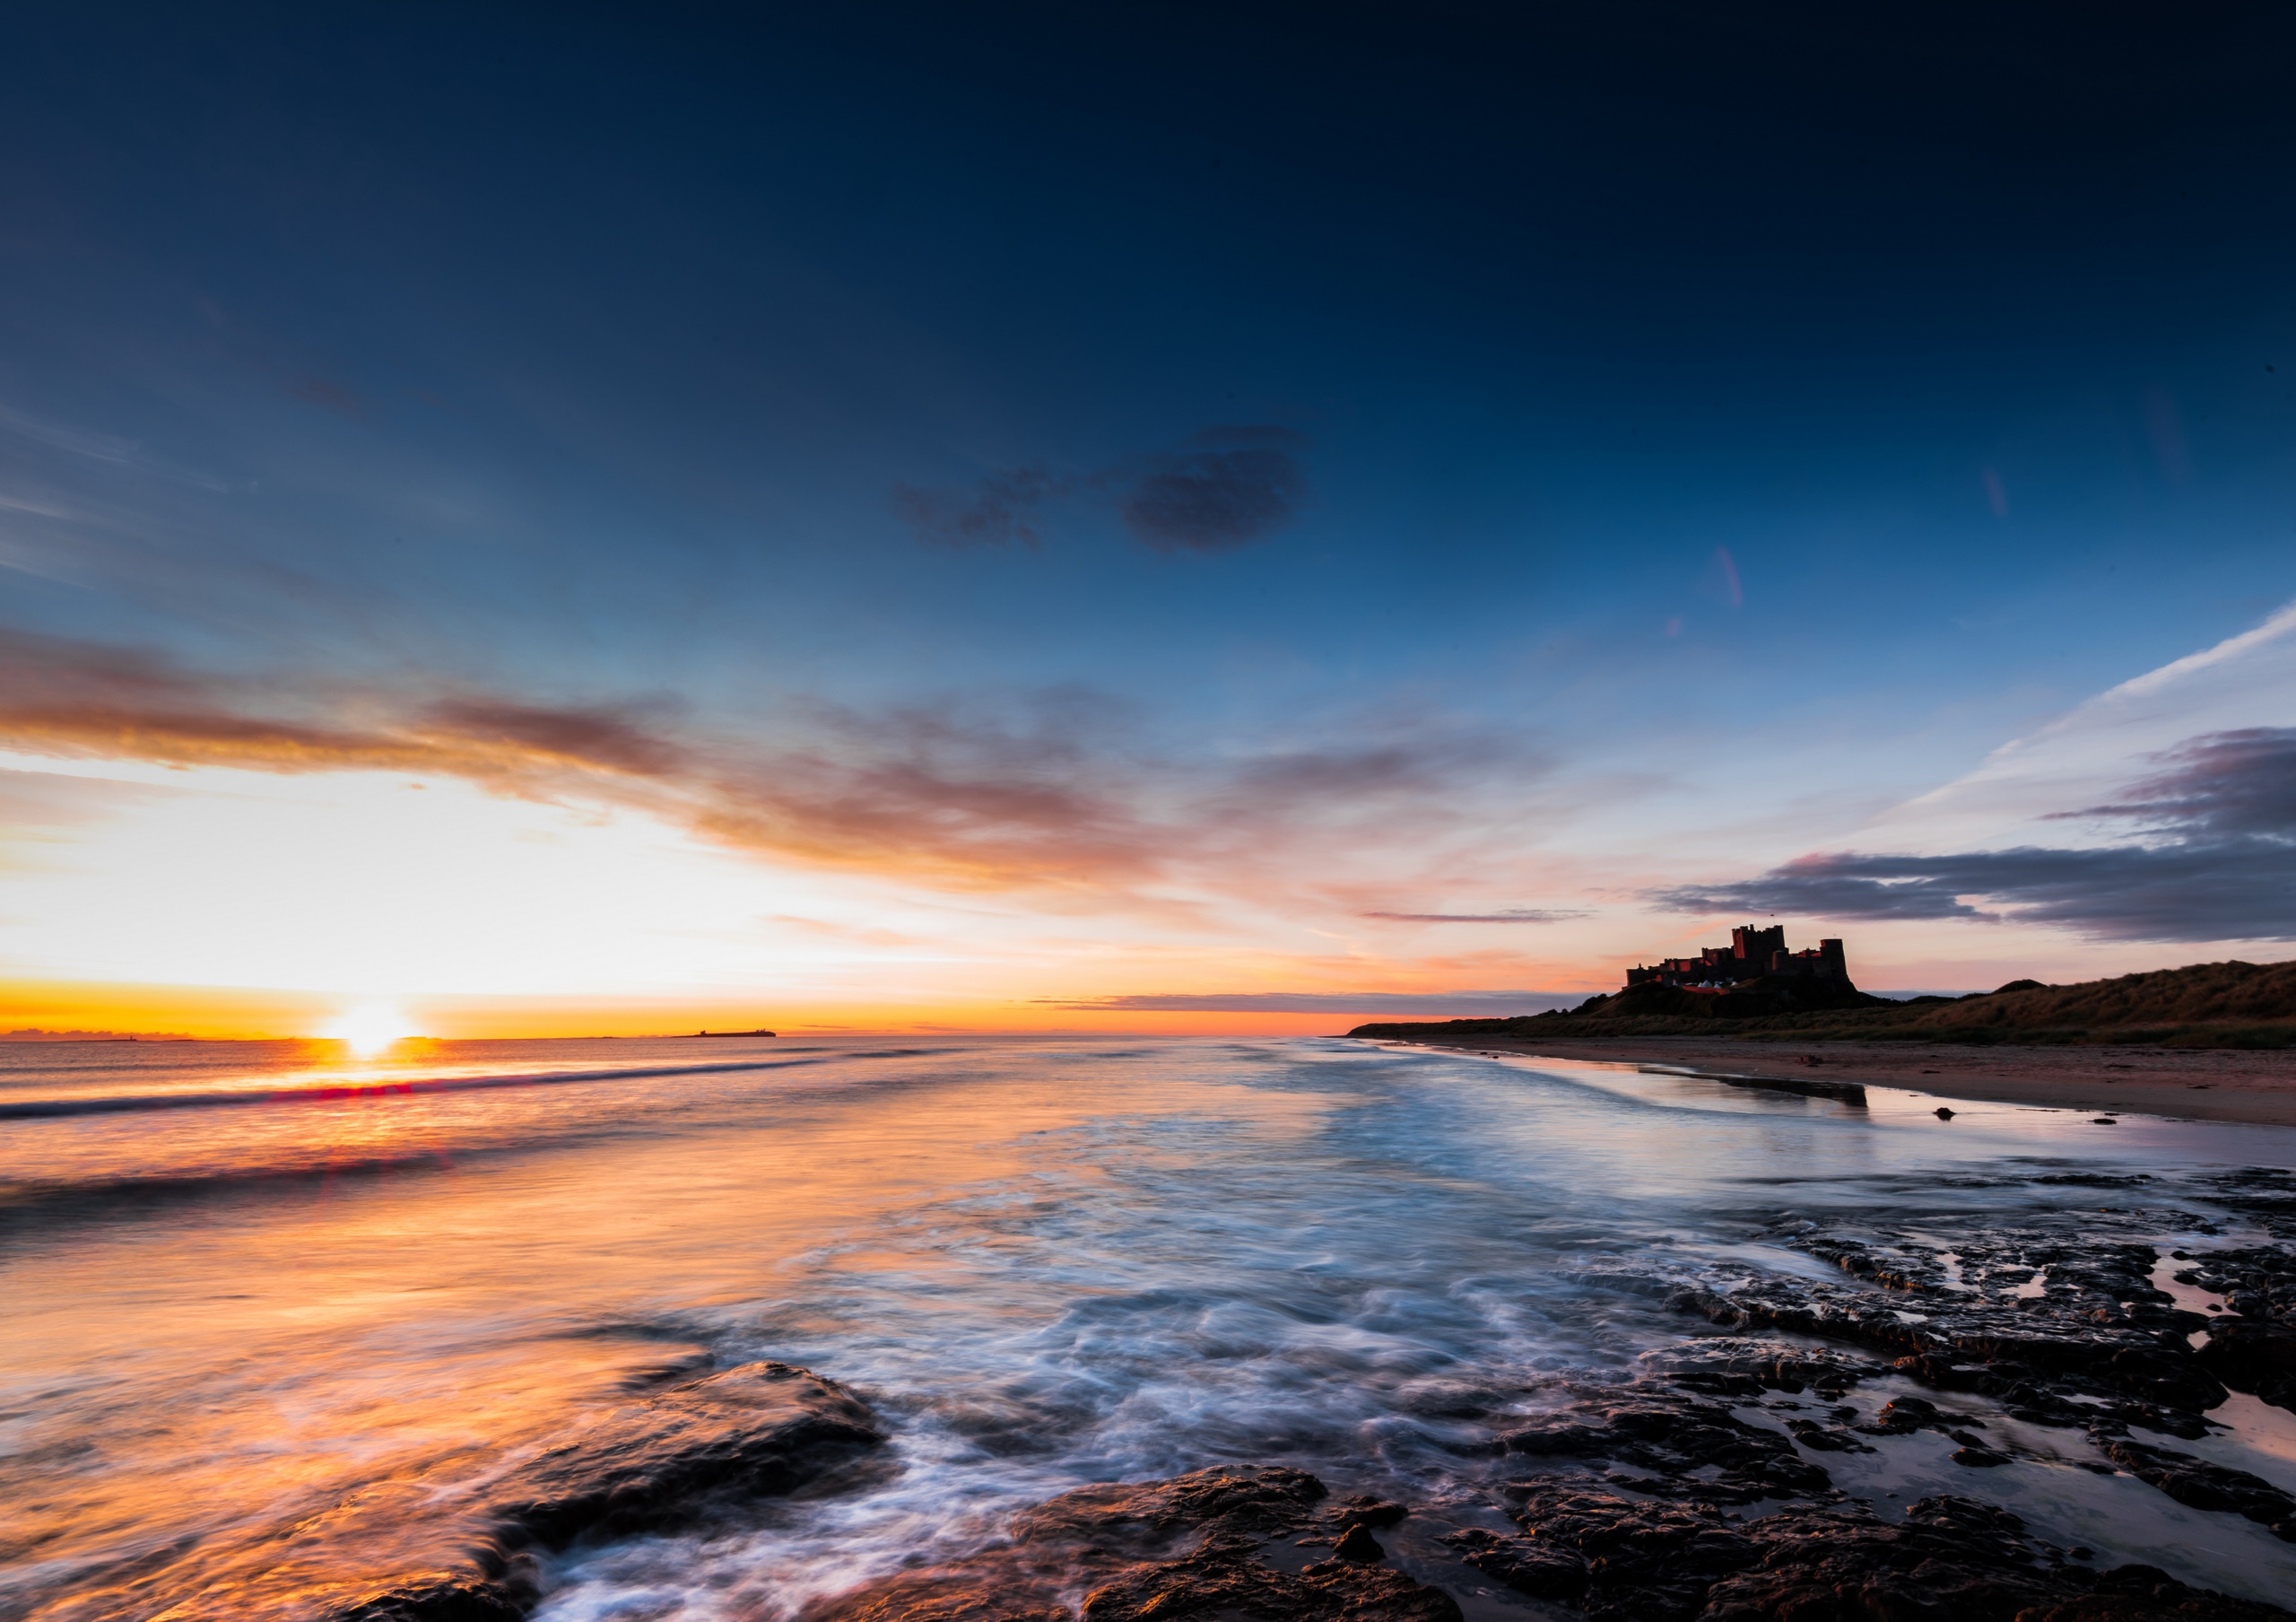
<box><xmin>1352</xmin><ymin>933</ymin><xmax>2296</xmax><ymax>1124</ymax></box>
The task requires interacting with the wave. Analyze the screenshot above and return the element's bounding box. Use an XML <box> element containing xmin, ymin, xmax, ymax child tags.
<box><xmin>0</xmin><ymin>1055</ymin><xmax>844</xmax><ymax>1120</ymax></box>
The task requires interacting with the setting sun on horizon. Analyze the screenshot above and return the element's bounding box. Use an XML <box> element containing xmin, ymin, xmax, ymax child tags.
<box><xmin>317</xmin><ymin>1000</ymin><xmax>422</xmax><ymax>1058</ymax></box>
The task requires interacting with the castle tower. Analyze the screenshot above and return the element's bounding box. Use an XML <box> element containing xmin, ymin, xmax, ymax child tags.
<box><xmin>1731</xmin><ymin>923</ymin><xmax>1786</xmax><ymax>963</ymax></box>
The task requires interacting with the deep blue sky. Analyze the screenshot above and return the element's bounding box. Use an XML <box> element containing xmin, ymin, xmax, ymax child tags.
<box><xmin>4</xmin><ymin>2</ymin><xmax>2294</xmax><ymax>1022</ymax></box>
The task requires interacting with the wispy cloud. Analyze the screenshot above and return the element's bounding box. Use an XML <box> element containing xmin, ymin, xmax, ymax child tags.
<box><xmin>0</xmin><ymin>627</ymin><xmax>1536</xmax><ymax>899</ymax></box>
<box><xmin>0</xmin><ymin>405</ymin><xmax>140</xmax><ymax>464</ymax></box>
<box><xmin>1653</xmin><ymin>728</ymin><xmax>2296</xmax><ymax>942</ymax></box>
<box><xmin>890</xmin><ymin>464</ymin><xmax>1065</xmax><ymax>547</ymax></box>
<box><xmin>1040</xmin><ymin>990</ymin><xmax>1577</xmax><ymax>1014</ymax></box>
<box><xmin>1361</xmin><ymin>909</ymin><xmax>1587</xmax><ymax>923</ymax></box>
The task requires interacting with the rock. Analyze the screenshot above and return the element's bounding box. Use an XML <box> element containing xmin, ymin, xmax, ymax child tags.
<box><xmin>492</xmin><ymin>1361</ymin><xmax>885</xmax><ymax>1548</ymax></box>
<box><xmin>1454</xmin><ymin>1486</ymin><xmax>1758</xmax><ymax>1619</ymax></box>
<box><xmin>1500</xmin><ymin>1395</ymin><xmax>1833</xmax><ymax>1502</ymax></box>
<box><xmin>1785</xmin><ymin>1418</ymin><xmax>1874</xmax><ymax>1453</ymax></box>
<box><xmin>1668</xmin><ymin>1233</ymin><xmax>2228</xmax><ymax>1437</ymax></box>
<box><xmin>2014</xmin><ymin>1562</ymin><xmax>2296</xmax><ymax>1620</ymax></box>
<box><xmin>1441</xmin><ymin>1526</ymin><xmax>1591</xmax><ymax>1602</ymax></box>
<box><xmin>1457</xmin><ymin>1490</ymin><xmax>2293</xmax><ymax>1622</ymax></box>
<box><xmin>2196</xmin><ymin>1316</ymin><xmax>2296</xmax><ymax>1413</ymax></box>
<box><xmin>98</xmin><ymin>1363</ymin><xmax>885</xmax><ymax>1622</ymax></box>
<box><xmin>1936</xmin><ymin>1106</ymin><xmax>1957</xmax><ymax>1119</ymax></box>
<box><xmin>2178</xmin><ymin>1245</ymin><xmax>2296</xmax><ymax>1330</ymax></box>
<box><xmin>2096</xmin><ymin>1438</ymin><xmax>2296</xmax><ymax>1539</ymax></box>
<box><xmin>1638</xmin><ymin>1336</ymin><xmax>1875</xmax><ymax>1397</ymax></box>
<box><xmin>809</xmin><ymin>1466</ymin><xmax>1459</xmax><ymax>1622</ymax></box>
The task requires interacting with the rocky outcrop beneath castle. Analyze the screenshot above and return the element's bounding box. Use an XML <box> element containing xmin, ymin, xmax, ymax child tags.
<box><xmin>1583</xmin><ymin>975</ymin><xmax>1890</xmax><ymax>1020</ymax></box>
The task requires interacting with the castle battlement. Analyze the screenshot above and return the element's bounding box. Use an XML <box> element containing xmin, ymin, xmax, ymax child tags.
<box><xmin>1623</xmin><ymin>926</ymin><xmax>1848</xmax><ymax>992</ymax></box>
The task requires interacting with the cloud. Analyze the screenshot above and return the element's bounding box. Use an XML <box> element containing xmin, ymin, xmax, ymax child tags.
<box><xmin>1040</xmin><ymin>990</ymin><xmax>1578</xmax><ymax>1015</ymax></box>
<box><xmin>0</xmin><ymin>628</ymin><xmax>1531</xmax><ymax>898</ymax></box>
<box><xmin>0</xmin><ymin>405</ymin><xmax>139</xmax><ymax>463</ymax></box>
<box><xmin>891</xmin><ymin>464</ymin><xmax>1066</xmax><ymax>547</ymax></box>
<box><xmin>1361</xmin><ymin>909</ymin><xmax>1587</xmax><ymax>923</ymax></box>
<box><xmin>0</xmin><ymin>628</ymin><xmax>678</xmax><ymax>781</ymax></box>
<box><xmin>1116</xmin><ymin>426</ymin><xmax>1308</xmax><ymax>553</ymax></box>
<box><xmin>424</xmin><ymin>697</ymin><xmax>687</xmax><ymax>777</ymax></box>
<box><xmin>1652</xmin><ymin>728</ymin><xmax>2296</xmax><ymax>942</ymax></box>
<box><xmin>2055</xmin><ymin>727</ymin><xmax>2296</xmax><ymax>840</ymax></box>
<box><xmin>892</xmin><ymin>427</ymin><xmax>1309</xmax><ymax>556</ymax></box>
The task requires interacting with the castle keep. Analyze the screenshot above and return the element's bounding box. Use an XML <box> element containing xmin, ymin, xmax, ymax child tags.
<box><xmin>1623</xmin><ymin>925</ymin><xmax>1848</xmax><ymax>992</ymax></box>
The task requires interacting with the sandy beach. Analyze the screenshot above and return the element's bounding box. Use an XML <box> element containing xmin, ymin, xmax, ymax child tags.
<box><xmin>1375</xmin><ymin>1033</ymin><xmax>2296</xmax><ymax>1126</ymax></box>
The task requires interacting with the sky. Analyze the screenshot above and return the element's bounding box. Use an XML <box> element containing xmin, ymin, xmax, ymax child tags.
<box><xmin>3</xmin><ymin>0</ymin><xmax>2294</xmax><ymax>1037</ymax></box>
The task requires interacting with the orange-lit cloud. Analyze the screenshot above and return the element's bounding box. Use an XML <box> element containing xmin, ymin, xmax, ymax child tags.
<box><xmin>0</xmin><ymin>627</ymin><xmax>1544</xmax><ymax>900</ymax></box>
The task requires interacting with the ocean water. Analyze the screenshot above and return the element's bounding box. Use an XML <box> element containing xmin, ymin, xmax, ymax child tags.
<box><xmin>4</xmin><ymin>1033</ymin><xmax>2294</xmax><ymax>1618</ymax></box>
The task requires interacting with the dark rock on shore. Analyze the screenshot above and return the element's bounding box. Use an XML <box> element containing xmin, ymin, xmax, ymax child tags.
<box><xmin>1665</xmin><ymin>1226</ymin><xmax>2234</xmax><ymax>1441</ymax></box>
<box><xmin>68</xmin><ymin>1362</ymin><xmax>884</xmax><ymax>1622</ymax></box>
<box><xmin>1452</xmin><ymin>1490</ymin><xmax>2291</xmax><ymax>1621</ymax></box>
<box><xmin>1501</xmin><ymin>1396</ymin><xmax>1836</xmax><ymax>1503</ymax></box>
<box><xmin>1637</xmin><ymin>1336</ymin><xmax>1878</xmax><ymax>1398</ymax></box>
<box><xmin>805</xmin><ymin>1464</ymin><xmax>1461</xmax><ymax>1622</ymax></box>
<box><xmin>2199</xmin><ymin>1319</ymin><xmax>2296</xmax><ymax>1413</ymax></box>
<box><xmin>2096</xmin><ymin>1439</ymin><xmax>2296</xmax><ymax>1541</ymax></box>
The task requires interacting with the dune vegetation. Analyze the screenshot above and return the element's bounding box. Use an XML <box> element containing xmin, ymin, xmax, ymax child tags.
<box><xmin>1349</xmin><ymin>958</ymin><xmax>2296</xmax><ymax>1049</ymax></box>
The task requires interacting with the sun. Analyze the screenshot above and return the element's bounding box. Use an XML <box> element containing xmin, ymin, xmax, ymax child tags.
<box><xmin>321</xmin><ymin>1001</ymin><xmax>422</xmax><ymax>1059</ymax></box>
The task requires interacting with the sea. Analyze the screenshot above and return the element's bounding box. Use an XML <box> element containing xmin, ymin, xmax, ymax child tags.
<box><xmin>4</xmin><ymin>1033</ymin><xmax>2294</xmax><ymax>1618</ymax></box>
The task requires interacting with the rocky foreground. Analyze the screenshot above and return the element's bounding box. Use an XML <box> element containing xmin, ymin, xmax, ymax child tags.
<box><xmin>27</xmin><ymin>1172</ymin><xmax>2296</xmax><ymax>1622</ymax></box>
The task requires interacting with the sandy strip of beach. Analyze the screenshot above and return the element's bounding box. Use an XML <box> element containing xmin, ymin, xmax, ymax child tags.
<box><xmin>1373</xmin><ymin>1033</ymin><xmax>2296</xmax><ymax>1127</ymax></box>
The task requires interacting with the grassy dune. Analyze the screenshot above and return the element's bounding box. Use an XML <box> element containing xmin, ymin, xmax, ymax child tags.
<box><xmin>1349</xmin><ymin>958</ymin><xmax>2296</xmax><ymax>1049</ymax></box>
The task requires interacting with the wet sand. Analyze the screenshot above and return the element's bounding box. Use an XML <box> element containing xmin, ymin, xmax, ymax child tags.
<box><xmin>1374</xmin><ymin>1034</ymin><xmax>2296</xmax><ymax>1125</ymax></box>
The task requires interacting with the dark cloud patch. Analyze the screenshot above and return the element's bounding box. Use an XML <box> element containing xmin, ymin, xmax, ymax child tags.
<box><xmin>1040</xmin><ymin>990</ymin><xmax>1578</xmax><ymax>1015</ymax></box>
<box><xmin>1652</xmin><ymin>728</ymin><xmax>2296</xmax><ymax>942</ymax></box>
<box><xmin>1116</xmin><ymin>426</ymin><xmax>1308</xmax><ymax>554</ymax></box>
<box><xmin>892</xmin><ymin>428</ymin><xmax>1309</xmax><ymax>555</ymax></box>
<box><xmin>891</xmin><ymin>465</ymin><xmax>1065</xmax><ymax>547</ymax></box>
<box><xmin>1232</xmin><ymin>740</ymin><xmax>1484</xmax><ymax>804</ymax></box>
<box><xmin>2055</xmin><ymin>727</ymin><xmax>2296</xmax><ymax>840</ymax></box>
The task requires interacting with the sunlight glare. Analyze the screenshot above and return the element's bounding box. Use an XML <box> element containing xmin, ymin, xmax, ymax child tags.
<box><xmin>322</xmin><ymin>1001</ymin><xmax>420</xmax><ymax>1058</ymax></box>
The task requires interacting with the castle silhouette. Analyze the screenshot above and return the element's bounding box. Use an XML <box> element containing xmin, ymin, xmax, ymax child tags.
<box><xmin>1623</xmin><ymin>925</ymin><xmax>1849</xmax><ymax>992</ymax></box>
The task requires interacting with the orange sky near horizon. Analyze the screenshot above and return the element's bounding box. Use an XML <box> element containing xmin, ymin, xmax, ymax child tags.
<box><xmin>0</xmin><ymin>977</ymin><xmax>1509</xmax><ymax>1042</ymax></box>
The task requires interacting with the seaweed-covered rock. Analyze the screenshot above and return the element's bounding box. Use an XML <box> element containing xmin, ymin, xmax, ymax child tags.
<box><xmin>62</xmin><ymin>1363</ymin><xmax>885</xmax><ymax>1622</ymax></box>
<box><xmin>1637</xmin><ymin>1337</ymin><xmax>1878</xmax><ymax>1399</ymax></box>
<box><xmin>1500</xmin><ymin>1396</ymin><xmax>1834</xmax><ymax>1503</ymax></box>
<box><xmin>1667</xmin><ymin>1228</ymin><xmax>2227</xmax><ymax>1441</ymax></box>
<box><xmin>2196</xmin><ymin>1317</ymin><xmax>2296</xmax><ymax>1413</ymax></box>
<box><xmin>1452</xmin><ymin>1490</ymin><xmax>2293</xmax><ymax>1622</ymax></box>
<box><xmin>807</xmin><ymin>1465</ymin><xmax>1461</xmax><ymax>1622</ymax></box>
<box><xmin>2095</xmin><ymin>1438</ymin><xmax>2296</xmax><ymax>1540</ymax></box>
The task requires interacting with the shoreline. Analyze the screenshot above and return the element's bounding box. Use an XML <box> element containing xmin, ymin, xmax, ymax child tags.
<box><xmin>1368</xmin><ymin>1033</ymin><xmax>2296</xmax><ymax>1127</ymax></box>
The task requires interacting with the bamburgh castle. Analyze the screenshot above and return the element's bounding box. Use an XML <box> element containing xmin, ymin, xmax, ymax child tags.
<box><xmin>1623</xmin><ymin>925</ymin><xmax>1849</xmax><ymax>991</ymax></box>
